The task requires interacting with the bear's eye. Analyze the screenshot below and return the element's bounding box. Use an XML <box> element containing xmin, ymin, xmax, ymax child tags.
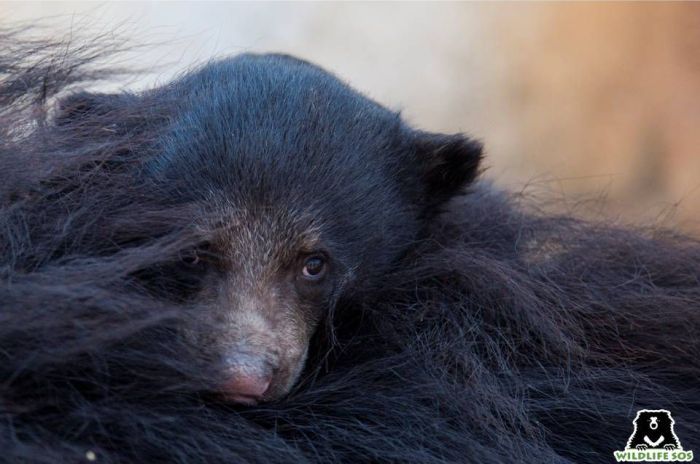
<box><xmin>301</xmin><ymin>256</ymin><xmax>326</xmax><ymax>281</ymax></box>
<box><xmin>180</xmin><ymin>249</ymin><xmax>202</xmax><ymax>266</ymax></box>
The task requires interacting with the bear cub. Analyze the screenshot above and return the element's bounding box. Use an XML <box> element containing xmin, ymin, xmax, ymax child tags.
<box><xmin>58</xmin><ymin>54</ymin><xmax>482</xmax><ymax>404</ymax></box>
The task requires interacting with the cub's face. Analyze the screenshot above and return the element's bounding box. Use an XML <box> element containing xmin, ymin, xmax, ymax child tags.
<box><xmin>147</xmin><ymin>54</ymin><xmax>482</xmax><ymax>404</ymax></box>
<box><xmin>186</xmin><ymin>209</ymin><xmax>347</xmax><ymax>404</ymax></box>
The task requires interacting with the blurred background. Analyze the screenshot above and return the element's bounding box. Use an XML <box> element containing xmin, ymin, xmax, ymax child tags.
<box><xmin>3</xmin><ymin>2</ymin><xmax>700</xmax><ymax>233</ymax></box>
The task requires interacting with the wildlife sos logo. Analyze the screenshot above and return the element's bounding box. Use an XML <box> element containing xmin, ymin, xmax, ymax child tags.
<box><xmin>614</xmin><ymin>410</ymin><xmax>694</xmax><ymax>462</ymax></box>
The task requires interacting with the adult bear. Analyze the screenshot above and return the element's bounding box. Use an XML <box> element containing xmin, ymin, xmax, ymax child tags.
<box><xmin>1</xmin><ymin>31</ymin><xmax>699</xmax><ymax>463</ymax></box>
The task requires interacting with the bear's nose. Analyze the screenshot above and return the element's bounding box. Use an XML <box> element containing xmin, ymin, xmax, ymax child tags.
<box><xmin>220</xmin><ymin>372</ymin><xmax>271</xmax><ymax>405</ymax></box>
<box><xmin>220</xmin><ymin>354</ymin><xmax>273</xmax><ymax>405</ymax></box>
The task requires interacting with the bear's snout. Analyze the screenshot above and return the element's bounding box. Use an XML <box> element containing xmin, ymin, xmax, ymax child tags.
<box><xmin>650</xmin><ymin>417</ymin><xmax>659</xmax><ymax>430</ymax></box>
<box><xmin>220</xmin><ymin>353</ymin><xmax>273</xmax><ymax>405</ymax></box>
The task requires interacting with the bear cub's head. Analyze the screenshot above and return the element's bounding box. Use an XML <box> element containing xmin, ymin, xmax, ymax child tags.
<box><xmin>62</xmin><ymin>54</ymin><xmax>482</xmax><ymax>404</ymax></box>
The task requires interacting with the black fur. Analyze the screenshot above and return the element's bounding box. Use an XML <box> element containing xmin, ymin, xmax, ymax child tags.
<box><xmin>1</xmin><ymin>31</ymin><xmax>699</xmax><ymax>463</ymax></box>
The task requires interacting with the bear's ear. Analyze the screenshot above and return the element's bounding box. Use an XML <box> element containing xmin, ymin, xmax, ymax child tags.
<box><xmin>414</xmin><ymin>130</ymin><xmax>483</xmax><ymax>206</ymax></box>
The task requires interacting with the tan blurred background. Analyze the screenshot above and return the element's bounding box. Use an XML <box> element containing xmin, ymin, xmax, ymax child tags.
<box><xmin>3</xmin><ymin>2</ymin><xmax>700</xmax><ymax>232</ymax></box>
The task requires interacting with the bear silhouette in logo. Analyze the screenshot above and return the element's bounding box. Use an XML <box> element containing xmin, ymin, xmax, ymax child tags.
<box><xmin>626</xmin><ymin>410</ymin><xmax>682</xmax><ymax>451</ymax></box>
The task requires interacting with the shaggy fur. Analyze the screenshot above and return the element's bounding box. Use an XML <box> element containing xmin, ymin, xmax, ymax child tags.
<box><xmin>1</xmin><ymin>31</ymin><xmax>699</xmax><ymax>463</ymax></box>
